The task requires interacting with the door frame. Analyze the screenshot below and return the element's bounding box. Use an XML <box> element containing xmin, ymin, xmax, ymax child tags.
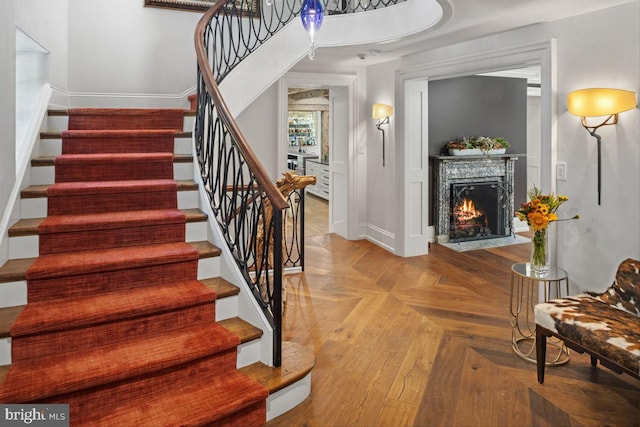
<box><xmin>278</xmin><ymin>72</ymin><xmax>359</xmax><ymax>239</ymax></box>
<box><xmin>395</xmin><ymin>39</ymin><xmax>558</xmax><ymax>259</ymax></box>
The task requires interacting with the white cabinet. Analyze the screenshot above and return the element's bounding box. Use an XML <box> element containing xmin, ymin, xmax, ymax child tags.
<box><xmin>305</xmin><ymin>160</ymin><xmax>329</xmax><ymax>200</ymax></box>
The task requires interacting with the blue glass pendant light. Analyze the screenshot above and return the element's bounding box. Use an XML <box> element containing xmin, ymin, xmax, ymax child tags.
<box><xmin>300</xmin><ymin>0</ymin><xmax>324</xmax><ymax>60</ymax></box>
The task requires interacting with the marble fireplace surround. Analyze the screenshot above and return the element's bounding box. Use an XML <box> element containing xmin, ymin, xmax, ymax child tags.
<box><xmin>431</xmin><ymin>154</ymin><xmax>521</xmax><ymax>243</ymax></box>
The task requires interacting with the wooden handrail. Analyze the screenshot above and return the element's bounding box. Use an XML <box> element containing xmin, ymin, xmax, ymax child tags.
<box><xmin>194</xmin><ymin>6</ymin><xmax>288</xmax><ymax>212</ymax></box>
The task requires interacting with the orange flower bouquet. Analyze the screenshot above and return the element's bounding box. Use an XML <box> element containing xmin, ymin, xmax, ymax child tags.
<box><xmin>516</xmin><ymin>186</ymin><xmax>579</xmax><ymax>273</ymax></box>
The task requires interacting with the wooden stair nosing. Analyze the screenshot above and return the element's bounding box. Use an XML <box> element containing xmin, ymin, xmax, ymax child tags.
<box><xmin>0</xmin><ymin>240</ymin><xmax>220</xmax><ymax>284</ymax></box>
<box><xmin>201</xmin><ymin>277</ymin><xmax>240</xmax><ymax>299</ymax></box>
<box><xmin>20</xmin><ymin>180</ymin><xmax>198</xmax><ymax>199</ymax></box>
<box><xmin>8</xmin><ymin>208</ymin><xmax>207</xmax><ymax>237</ymax></box>
<box><xmin>240</xmin><ymin>341</ymin><xmax>315</xmax><ymax>395</ymax></box>
<box><xmin>31</xmin><ymin>154</ymin><xmax>193</xmax><ymax>167</ymax></box>
<box><xmin>218</xmin><ymin>317</ymin><xmax>263</xmax><ymax>344</ymax></box>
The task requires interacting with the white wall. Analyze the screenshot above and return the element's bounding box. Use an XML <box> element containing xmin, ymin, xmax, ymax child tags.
<box><xmin>15</xmin><ymin>0</ymin><xmax>69</xmax><ymax>106</ymax></box>
<box><xmin>526</xmin><ymin>95</ymin><xmax>541</xmax><ymax>190</ymax></box>
<box><xmin>2</xmin><ymin>0</ymin><xmax>69</xmax><ymax>265</ymax></box>
<box><xmin>554</xmin><ymin>2</ymin><xmax>639</xmax><ymax>291</ymax></box>
<box><xmin>235</xmin><ymin>82</ymin><xmax>281</xmax><ymax>181</ymax></box>
<box><xmin>0</xmin><ymin>1</ymin><xmax>17</xmax><ymax>264</ymax></box>
<box><xmin>66</xmin><ymin>0</ymin><xmax>201</xmax><ymax>108</ymax></box>
<box><xmin>365</xmin><ymin>59</ymin><xmax>399</xmax><ymax>251</ymax></box>
<box><xmin>395</xmin><ymin>2</ymin><xmax>639</xmax><ymax>292</ymax></box>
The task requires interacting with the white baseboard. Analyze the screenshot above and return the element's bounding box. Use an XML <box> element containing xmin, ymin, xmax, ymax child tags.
<box><xmin>364</xmin><ymin>223</ymin><xmax>395</xmax><ymax>253</ymax></box>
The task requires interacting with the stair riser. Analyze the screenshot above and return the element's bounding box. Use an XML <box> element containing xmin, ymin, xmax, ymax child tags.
<box><xmin>46</xmin><ymin>116</ymin><xmax>194</xmax><ymax>133</ymax></box>
<box><xmin>60</xmin><ymin>135</ymin><xmax>174</xmax><ymax>155</ymax></box>
<box><xmin>46</xmin><ymin>115</ymin><xmax>69</xmax><ymax>133</ymax></box>
<box><xmin>20</xmin><ymin>189</ymin><xmax>199</xmax><ymax>219</ymax></box>
<box><xmin>215</xmin><ymin>294</ymin><xmax>239</xmax><ymax>322</ymax></box>
<box><xmin>31</xmin><ymin>163</ymin><xmax>193</xmax><ymax>185</ymax></box>
<box><xmin>12</xmin><ymin>302</ymin><xmax>216</xmax><ymax>362</ymax></box>
<box><xmin>236</xmin><ymin>338</ymin><xmax>262</xmax><ymax>369</ymax></box>
<box><xmin>39</xmin><ymin>224</ymin><xmax>186</xmax><ymax>255</ymax></box>
<box><xmin>9</xmin><ymin>222</ymin><xmax>207</xmax><ymax>258</ymax></box>
<box><xmin>0</xmin><ymin>280</ymin><xmax>27</xmax><ymax>309</ymax></box>
<box><xmin>68</xmin><ymin>114</ymin><xmax>185</xmax><ymax>132</ymax></box>
<box><xmin>22</xmin><ymin>257</ymin><xmax>220</xmax><ymax>303</ymax></box>
<box><xmin>198</xmin><ymin>256</ymin><xmax>220</xmax><ymax>280</ymax></box>
<box><xmin>55</xmin><ymin>161</ymin><xmax>174</xmax><ymax>183</ymax></box>
<box><xmin>48</xmin><ymin>191</ymin><xmax>177</xmax><ymax>216</ymax></box>
<box><xmin>49</xmin><ymin>349</ymin><xmax>243</xmax><ymax>425</ymax></box>
<box><xmin>39</xmin><ymin>136</ymin><xmax>193</xmax><ymax>156</ymax></box>
<box><xmin>27</xmin><ymin>261</ymin><xmax>199</xmax><ymax>303</ymax></box>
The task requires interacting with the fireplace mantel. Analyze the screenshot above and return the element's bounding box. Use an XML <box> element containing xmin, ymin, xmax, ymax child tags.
<box><xmin>431</xmin><ymin>154</ymin><xmax>523</xmax><ymax>243</ymax></box>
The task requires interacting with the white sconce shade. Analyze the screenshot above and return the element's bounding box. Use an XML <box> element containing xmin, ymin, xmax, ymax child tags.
<box><xmin>372</xmin><ymin>103</ymin><xmax>394</xmax><ymax>119</ymax></box>
<box><xmin>567</xmin><ymin>88</ymin><xmax>636</xmax><ymax>117</ymax></box>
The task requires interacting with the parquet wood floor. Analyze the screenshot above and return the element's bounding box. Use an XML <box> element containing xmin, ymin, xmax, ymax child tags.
<box><xmin>268</xmin><ymin>195</ymin><xmax>640</xmax><ymax>427</ymax></box>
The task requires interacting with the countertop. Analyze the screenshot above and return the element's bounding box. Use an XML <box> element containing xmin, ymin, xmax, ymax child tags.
<box><xmin>288</xmin><ymin>151</ymin><xmax>319</xmax><ymax>158</ymax></box>
<box><xmin>307</xmin><ymin>158</ymin><xmax>329</xmax><ymax>165</ymax></box>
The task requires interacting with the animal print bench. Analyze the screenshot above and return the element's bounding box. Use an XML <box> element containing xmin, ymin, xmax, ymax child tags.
<box><xmin>534</xmin><ymin>258</ymin><xmax>640</xmax><ymax>383</ymax></box>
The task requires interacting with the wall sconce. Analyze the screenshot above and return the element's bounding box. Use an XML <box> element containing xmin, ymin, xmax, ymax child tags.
<box><xmin>567</xmin><ymin>88</ymin><xmax>636</xmax><ymax>205</ymax></box>
<box><xmin>372</xmin><ymin>103</ymin><xmax>393</xmax><ymax>167</ymax></box>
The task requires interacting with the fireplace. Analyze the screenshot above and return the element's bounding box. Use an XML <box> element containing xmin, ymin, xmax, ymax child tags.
<box><xmin>431</xmin><ymin>154</ymin><xmax>520</xmax><ymax>243</ymax></box>
<box><xmin>450</xmin><ymin>181</ymin><xmax>509</xmax><ymax>241</ymax></box>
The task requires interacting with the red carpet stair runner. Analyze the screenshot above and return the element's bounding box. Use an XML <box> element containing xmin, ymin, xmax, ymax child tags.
<box><xmin>0</xmin><ymin>109</ymin><xmax>268</xmax><ymax>425</ymax></box>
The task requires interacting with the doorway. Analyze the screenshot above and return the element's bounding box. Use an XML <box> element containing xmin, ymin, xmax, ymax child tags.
<box><xmin>399</xmin><ymin>39</ymin><xmax>556</xmax><ymax>259</ymax></box>
<box><xmin>279</xmin><ymin>73</ymin><xmax>356</xmax><ymax>240</ymax></box>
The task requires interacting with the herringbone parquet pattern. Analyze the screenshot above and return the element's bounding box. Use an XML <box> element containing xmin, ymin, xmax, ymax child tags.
<box><xmin>269</xmin><ymin>195</ymin><xmax>640</xmax><ymax>427</ymax></box>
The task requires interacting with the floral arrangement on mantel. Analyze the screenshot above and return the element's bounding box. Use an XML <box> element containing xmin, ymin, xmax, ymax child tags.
<box><xmin>516</xmin><ymin>185</ymin><xmax>579</xmax><ymax>274</ymax></box>
<box><xmin>445</xmin><ymin>136</ymin><xmax>509</xmax><ymax>156</ymax></box>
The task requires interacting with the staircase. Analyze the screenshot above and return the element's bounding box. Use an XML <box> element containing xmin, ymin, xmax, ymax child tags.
<box><xmin>0</xmin><ymin>108</ymin><xmax>313</xmax><ymax>425</ymax></box>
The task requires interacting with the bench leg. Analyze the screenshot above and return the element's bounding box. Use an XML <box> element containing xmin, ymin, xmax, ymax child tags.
<box><xmin>536</xmin><ymin>327</ymin><xmax>547</xmax><ymax>384</ymax></box>
<box><xmin>590</xmin><ymin>355</ymin><xmax>598</xmax><ymax>367</ymax></box>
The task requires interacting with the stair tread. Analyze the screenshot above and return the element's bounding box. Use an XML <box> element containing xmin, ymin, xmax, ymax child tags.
<box><xmin>40</xmin><ymin>130</ymin><xmax>192</xmax><ymax>139</ymax></box>
<box><xmin>11</xmin><ymin>280</ymin><xmax>215</xmax><ymax>337</ymax></box>
<box><xmin>84</xmin><ymin>370</ymin><xmax>266</xmax><ymax>427</ymax></box>
<box><xmin>201</xmin><ymin>277</ymin><xmax>240</xmax><ymax>299</ymax></box>
<box><xmin>189</xmin><ymin>241</ymin><xmax>222</xmax><ymax>258</ymax></box>
<box><xmin>47</xmin><ymin>108</ymin><xmax>195</xmax><ymax>116</ymax></box>
<box><xmin>8</xmin><ymin>208</ymin><xmax>207</xmax><ymax>237</ymax></box>
<box><xmin>0</xmin><ymin>278</ymin><xmax>235</xmax><ymax>339</ymax></box>
<box><xmin>31</xmin><ymin>153</ymin><xmax>191</xmax><ymax>166</ymax></box>
<box><xmin>0</xmin><ymin>240</ymin><xmax>219</xmax><ymax>283</ymax></box>
<box><xmin>218</xmin><ymin>317</ymin><xmax>263</xmax><ymax>344</ymax></box>
<box><xmin>38</xmin><ymin>209</ymin><xmax>186</xmax><ymax>234</ymax></box>
<box><xmin>0</xmin><ymin>322</ymin><xmax>239</xmax><ymax>402</ymax></box>
<box><xmin>241</xmin><ymin>341</ymin><xmax>315</xmax><ymax>394</ymax></box>
<box><xmin>20</xmin><ymin>180</ymin><xmax>197</xmax><ymax>198</ymax></box>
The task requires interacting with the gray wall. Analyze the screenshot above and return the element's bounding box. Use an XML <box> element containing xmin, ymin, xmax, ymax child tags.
<box><xmin>428</xmin><ymin>75</ymin><xmax>528</xmax><ymax>210</ymax></box>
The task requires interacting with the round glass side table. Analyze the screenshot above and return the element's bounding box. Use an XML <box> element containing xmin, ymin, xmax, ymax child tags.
<box><xmin>510</xmin><ymin>262</ymin><xmax>570</xmax><ymax>365</ymax></box>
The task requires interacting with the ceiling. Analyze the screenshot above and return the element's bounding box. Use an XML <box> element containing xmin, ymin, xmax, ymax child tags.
<box><xmin>293</xmin><ymin>0</ymin><xmax>636</xmax><ymax>71</ymax></box>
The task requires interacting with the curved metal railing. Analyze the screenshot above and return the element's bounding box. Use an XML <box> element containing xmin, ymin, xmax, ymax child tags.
<box><xmin>194</xmin><ymin>0</ymin><xmax>405</xmax><ymax>366</ymax></box>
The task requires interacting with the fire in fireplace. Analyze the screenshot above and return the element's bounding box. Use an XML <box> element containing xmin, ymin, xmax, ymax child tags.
<box><xmin>453</xmin><ymin>198</ymin><xmax>489</xmax><ymax>238</ymax></box>
<box><xmin>450</xmin><ymin>182</ymin><xmax>508</xmax><ymax>242</ymax></box>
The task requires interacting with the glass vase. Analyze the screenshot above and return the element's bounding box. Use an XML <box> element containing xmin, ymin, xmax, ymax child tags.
<box><xmin>530</xmin><ymin>227</ymin><xmax>549</xmax><ymax>274</ymax></box>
